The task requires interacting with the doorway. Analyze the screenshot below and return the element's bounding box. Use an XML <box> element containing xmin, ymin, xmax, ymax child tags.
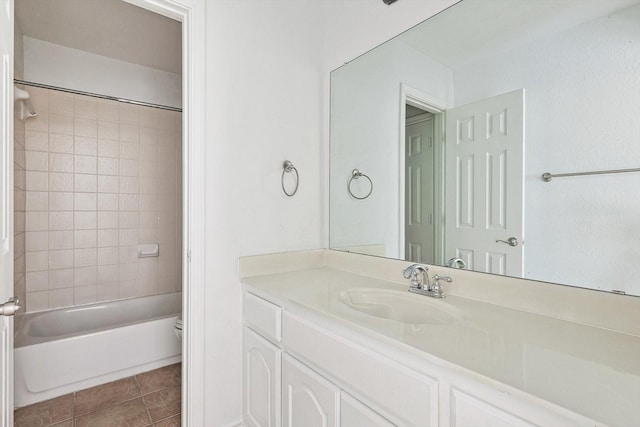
<box><xmin>398</xmin><ymin>85</ymin><xmax>446</xmax><ymax>265</ymax></box>
<box><xmin>405</xmin><ymin>107</ymin><xmax>436</xmax><ymax>264</ymax></box>
<box><xmin>1</xmin><ymin>0</ymin><xmax>206</xmax><ymax>425</ymax></box>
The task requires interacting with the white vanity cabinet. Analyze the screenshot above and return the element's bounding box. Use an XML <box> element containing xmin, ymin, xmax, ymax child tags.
<box><xmin>243</xmin><ymin>328</ymin><xmax>281</xmax><ymax>427</ymax></box>
<box><xmin>282</xmin><ymin>355</ymin><xmax>340</xmax><ymax>427</ymax></box>
<box><xmin>340</xmin><ymin>393</ymin><xmax>395</xmax><ymax>427</ymax></box>
<box><xmin>243</xmin><ymin>290</ymin><xmax>600</xmax><ymax>427</ymax></box>
<box><xmin>243</xmin><ymin>293</ymin><xmax>283</xmax><ymax>427</ymax></box>
<box><xmin>446</xmin><ymin>387</ymin><xmax>536</xmax><ymax>427</ymax></box>
<box><xmin>244</xmin><ymin>292</ymin><xmax>397</xmax><ymax>427</ymax></box>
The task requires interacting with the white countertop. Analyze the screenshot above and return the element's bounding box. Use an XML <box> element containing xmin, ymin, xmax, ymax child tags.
<box><xmin>243</xmin><ymin>266</ymin><xmax>640</xmax><ymax>427</ymax></box>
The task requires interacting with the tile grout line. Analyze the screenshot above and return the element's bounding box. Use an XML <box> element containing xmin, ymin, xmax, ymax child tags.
<box><xmin>134</xmin><ymin>373</ymin><xmax>155</xmax><ymax>426</ymax></box>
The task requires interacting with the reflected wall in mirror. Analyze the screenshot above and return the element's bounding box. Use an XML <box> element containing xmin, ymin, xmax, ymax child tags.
<box><xmin>330</xmin><ymin>0</ymin><xmax>640</xmax><ymax>296</ymax></box>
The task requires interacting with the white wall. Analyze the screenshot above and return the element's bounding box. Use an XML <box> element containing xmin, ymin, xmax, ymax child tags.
<box><xmin>204</xmin><ymin>1</ymin><xmax>325</xmax><ymax>424</ymax></box>
<box><xmin>330</xmin><ymin>39</ymin><xmax>453</xmax><ymax>256</ymax></box>
<box><xmin>23</xmin><ymin>37</ymin><xmax>181</xmax><ymax>109</ymax></box>
<box><xmin>201</xmin><ymin>1</ymin><xmax>458</xmax><ymax>424</ymax></box>
<box><xmin>452</xmin><ymin>4</ymin><xmax>640</xmax><ymax>293</ymax></box>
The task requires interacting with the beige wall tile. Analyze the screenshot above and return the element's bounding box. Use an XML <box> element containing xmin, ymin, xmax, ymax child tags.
<box><xmin>49</xmin><ymin>268</ymin><xmax>74</xmax><ymax>289</ymax></box>
<box><xmin>75</xmin><ymin>136</ymin><xmax>98</xmax><ymax>156</ymax></box>
<box><xmin>25</xmin><ymin>130</ymin><xmax>49</xmax><ymax>152</ymax></box>
<box><xmin>49</xmin><ymin>212</ymin><xmax>73</xmax><ymax>230</ymax></box>
<box><xmin>26</xmin><ymin>250</ymin><xmax>49</xmax><ymax>272</ymax></box>
<box><xmin>98</xmin><ymin>157</ymin><xmax>119</xmax><ymax>176</ymax></box>
<box><xmin>74</xmin><ymin>193</ymin><xmax>97</xmax><ymax>211</ymax></box>
<box><xmin>26</xmin><ymin>171</ymin><xmax>48</xmax><ymax>191</ymax></box>
<box><xmin>49</xmin><ymin>114</ymin><xmax>74</xmax><ymax>135</ymax></box>
<box><xmin>97</xmin><ymin>247</ymin><xmax>119</xmax><ymax>266</ymax></box>
<box><xmin>49</xmin><ymin>288</ymin><xmax>74</xmax><ymax>309</ymax></box>
<box><xmin>26</xmin><ymin>231</ymin><xmax>48</xmax><ymax>252</ymax></box>
<box><xmin>25</xmin><ymin>150</ymin><xmax>49</xmax><ymax>171</ymax></box>
<box><xmin>49</xmin><ymin>134</ymin><xmax>74</xmax><ymax>154</ymax></box>
<box><xmin>74</xmin><ymin>248</ymin><xmax>97</xmax><ymax>268</ymax></box>
<box><xmin>98</xmin><ymin>175</ymin><xmax>118</xmax><ymax>193</ymax></box>
<box><xmin>97</xmin><ymin>265</ymin><xmax>118</xmax><ymax>284</ymax></box>
<box><xmin>26</xmin><ymin>211</ymin><xmax>48</xmax><ymax>232</ymax></box>
<box><xmin>49</xmin><ymin>230</ymin><xmax>74</xmax><ymax>250</ymax></box>
<box><xmin>97</xmin><ymin>229</ymin><xmax>118</xmax><ymax>247</ymax></box>
<box><xmin>21</xmin><ymin>88</ymin><xmax>182</xmax><ymax>311</ymax></box>
<box><xmin>49</xmin><ymin>172</ymin><xmax>74</xmax><ymax>192</ymax></box>
<box><xmin>49</xmin><ymin>153</ymin><xmax>74</xmax><ymax>172</ymax></box>
<box><xmin>98</xmin><ymin>139</ymin><xmax>119</xmax><ymax>158</ymax></box>
<box><xmin>74</xmin><ymin>95</ymin><xmax>97</xmax><ymax>119</ymax></box>
<box><xmin>49</xmin><ymin>192</ymin><xmax>73</xmax><ymax>211</ymax></box>
<box><xmin>98</xmin><ymin>100</ymin><xmax>118</xmax><ymax>122</ymax></box>
<box><xmin>74</xmin><ymin>174</ymin><xmax>97</xmax><ymax>193</ymax></box>
<box><xmin>74</xmin><ymin>118</ymin><xmax>98</xmax><ymax>138</ymax></box>
<box><xmin>74</xmin><ymin>155</ymin><xmax>97</xmax><ymax>174</ymax></box>
<box><xmin>74</xmin><ymin>212</ymin><xmax>97</xmax><ymax>230</ymax></box>
<box><xmin>74</xmin><ymin>230</ymin><xmax>97</xmax><ymax>249</ymax></box>
<box><xmin>74</xmin><ymin>267</ymin><xmax>97</xmax><ymax>287</ymax></box>
<box><xmin>49</xmin><ymin>249</ymin><xmax>74</xmax><ymax>270</ymax></box>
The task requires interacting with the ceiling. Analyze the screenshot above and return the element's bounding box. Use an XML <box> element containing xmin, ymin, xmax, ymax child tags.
<box><xmin>14</xmin><ymin>0</ymin><xmax>182</xmax><ymax>75</ymax></box>
<box><xmin>401</xmin><ymin>0</ymin><xmax>639</xmax><ymax>69</ymax></box>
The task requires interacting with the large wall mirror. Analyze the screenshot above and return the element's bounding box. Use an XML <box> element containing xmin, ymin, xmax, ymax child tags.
<box><xmin>330</xmin><ymin>0</ymin><xmax>640</xmax><ymax>296</ymax></box>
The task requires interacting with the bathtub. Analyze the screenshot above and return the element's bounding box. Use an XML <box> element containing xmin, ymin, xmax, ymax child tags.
<box><xmin>14</xmin><ymin>292</ymin><xmax>182</xmax><ymax>407</ymax></box>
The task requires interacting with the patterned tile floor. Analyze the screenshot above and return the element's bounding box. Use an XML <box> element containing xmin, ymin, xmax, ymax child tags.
<box><xmin>14</xmin><ymin>363</ymin><xmax>181</xmax><ymax>427</ymax></box>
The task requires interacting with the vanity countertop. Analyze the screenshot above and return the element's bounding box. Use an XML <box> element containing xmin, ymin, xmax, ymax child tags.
<box><xmin>242</xmin><ymin>264</ymin><xmax>640</xmax><ymax>427</ymax></box>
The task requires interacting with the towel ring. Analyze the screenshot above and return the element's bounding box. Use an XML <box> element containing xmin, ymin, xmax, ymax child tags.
<box><xmin>281</xmin><ymin>160</ymin><xmax>299</xmax><ymax>197</ymax></box>
<box><xmin>348</xmin><ymin>169</ymin><xmax>373</xmax><ymax>200</ymax></box>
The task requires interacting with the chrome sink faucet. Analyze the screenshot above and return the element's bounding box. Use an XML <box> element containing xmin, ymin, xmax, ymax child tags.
<box><xmin>402</xmin><ymin>264</ymin><xmax>451</xmax><ymax>298</ymax></box>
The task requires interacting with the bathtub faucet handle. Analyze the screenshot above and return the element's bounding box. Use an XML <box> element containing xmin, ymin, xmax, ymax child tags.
<box><xmin>0</xmin><ymin>296</ymin><xmax>20</xmax><ymax>316</ymax></box>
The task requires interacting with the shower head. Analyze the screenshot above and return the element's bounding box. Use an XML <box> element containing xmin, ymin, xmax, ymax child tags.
<box><xmin>13</xmin><ymin>85</ymin><xmax>37</xmax><ymax>120</ymax></box>
<box><xmin>14</xmin><ymin>85</ymin><xmax>30</xmax><ymax>102</ymax></box>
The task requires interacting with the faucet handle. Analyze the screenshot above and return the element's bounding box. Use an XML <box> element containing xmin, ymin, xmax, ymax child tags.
<box><xmin>432</xmin><ymin>274</ymin><xmax>452</xmax><ymax>283</ymax></box>
<box><xmin>430</xmin><ymin>274</ymin><xmax>451</xmax><ymax>297</ymax></box>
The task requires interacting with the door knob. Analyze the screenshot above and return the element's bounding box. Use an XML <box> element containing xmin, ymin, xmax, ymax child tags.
<box><xmin>496</xmin><ymin>237</ymin><xmax>518</xmax><ymax>247</ymax></box>
<box><xmin>0</xmin><ymin>297</ymin><xmax>20</xmax><ymax>316</ymax></box>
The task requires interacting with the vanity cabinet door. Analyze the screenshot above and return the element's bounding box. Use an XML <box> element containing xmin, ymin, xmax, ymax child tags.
<box><xmin>282</xmin><ymin>355</ymin><xmax>339</xmax><ymax>427</ymax></box>
<box><xmin>340</xmin><ymin>392</ymin><xmax>395</xmax><ymax>427</ymax></box>
<box><xmin>244</xmin><ymin>328</ymin><xmax>281</xmax><ymax>427</ymax></box>
<box><xmin>450</xmin><ymin>387</ymin><xmax>536</xmax><ymax>427</ymax></box>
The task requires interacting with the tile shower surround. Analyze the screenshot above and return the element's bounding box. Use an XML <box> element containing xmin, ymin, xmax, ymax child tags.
<box><xmin>21</xmin><ymin>86</ymin><xmax>182</xmax><ymax>312</ymax></box>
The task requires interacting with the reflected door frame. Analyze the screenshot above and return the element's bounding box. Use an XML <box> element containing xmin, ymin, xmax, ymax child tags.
<box><xmin>398</xmin><ymin>84</ymin><xmax>447</xmax><ymax>263</ymax></box>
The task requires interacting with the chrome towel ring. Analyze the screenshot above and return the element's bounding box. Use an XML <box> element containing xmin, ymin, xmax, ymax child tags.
<box><xmin>282</xmin><ymin>160</ymin><xmax>299</xmax><ymax>197</ymax></box>
<box><xmin>348</xmin><ymin>169</ymin><xmax>373</xmax><ymax>200</ymax></box>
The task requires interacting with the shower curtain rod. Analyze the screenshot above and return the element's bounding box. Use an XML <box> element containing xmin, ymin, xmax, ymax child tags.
<box><xmin>14</xmin><ymin>79</ymin><xmax>182</xmax><ymax>112</ymax></box>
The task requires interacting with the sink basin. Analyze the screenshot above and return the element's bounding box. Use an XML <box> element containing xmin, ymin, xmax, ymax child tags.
<box><xmin>337</xmin><ymin>288</ymin><xmax>463</xmax><ymax>325</ymax></box>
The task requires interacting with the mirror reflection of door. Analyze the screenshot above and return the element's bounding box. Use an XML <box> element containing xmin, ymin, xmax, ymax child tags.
<box><xmin>444</xmin><ymin>89</ymin><xmax>525</xmax><ymax>276</ymax></box>
<box><xmin>405</xmin><ymin>107</ymin><xmax>435</xmax><ymax>264</ymax></box>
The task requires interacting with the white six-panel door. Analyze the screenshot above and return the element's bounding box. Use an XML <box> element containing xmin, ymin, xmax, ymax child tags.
<box><xmin>0</xmin><ymin>0</ymin><xmax>14</xmax><ymax>424</ymax></box>
<box><xmin>444</xmin><ymin>89</ymin><xmax>524</xmax><ymax>276</ymax></box>
<box><xmin>405</xmin><ymin>114</ymin><xmax>435</xmax><ymax>264</ymax></box>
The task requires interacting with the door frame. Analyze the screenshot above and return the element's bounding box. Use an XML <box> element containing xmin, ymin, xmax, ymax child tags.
<box><xmin>2</xmin><ymin>0</ymin><xmax>15</xmax><ymax>424</ymax></box>
<box><xmin>398</xmin><ymin>83</ymin><xmax>446</xmax><ymax>263</ymax></box>
<box><xmin>123</xmin><ymin>1</ymin><xmax>206</xmax><ymax>424</ymax></box>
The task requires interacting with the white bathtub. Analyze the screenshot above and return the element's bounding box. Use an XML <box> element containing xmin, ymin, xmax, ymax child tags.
<box><xmin>14</xmin><ymin>292</ymin><xmax>182</xmax><ymax>407</ymax></box>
